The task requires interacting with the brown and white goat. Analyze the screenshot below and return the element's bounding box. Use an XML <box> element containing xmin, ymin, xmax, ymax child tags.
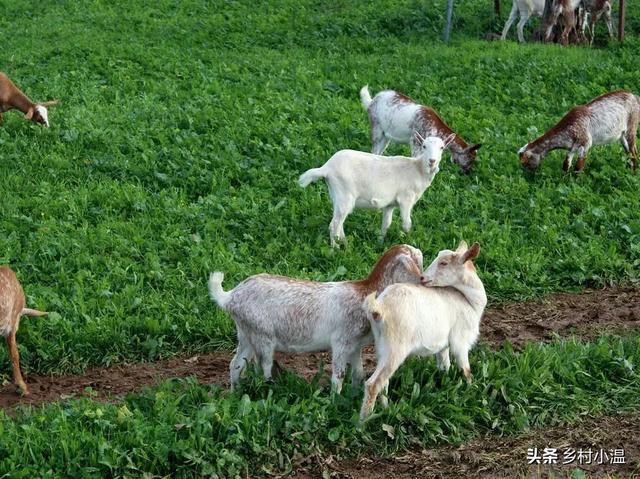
<box><xmin>0</xmin><ymin>72</ymin><xmax>59</xmax><ymax>127</ymax></box>
<box><xmin>544</xmin><ymin>0</ymin><xmax>583</xmax><ymax>45</ymax></box>
<box><xmin>208</xmin><ymin>245</ymin><xmax>424</xmax><ymax>392</ymax></box>
<box><xmin>519</xmin><ymin>91</ymin><xmax>639</xmax><ymax>173</ymax></box>
<box><xmin>580</xmin><ymin>0</ymin><xmax>614</xmax><ymax>45</ymax></box>
<box><xmin>360</xmin><ymin>241</ymin><xmax>486</xmax><ymax>421</ymax></box>
<box><xmin>360</xmin><ymin>86</ymin><xmax>481</xmax><ymax>174</ymax></box>
<box><xmin>0</xmin><ymin>267</ymin><xmax>47</xmax><ymax>395</ymax></box>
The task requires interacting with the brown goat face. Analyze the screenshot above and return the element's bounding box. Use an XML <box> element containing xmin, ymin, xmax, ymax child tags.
<box><xmin>519</xmin><ymin>150</ymin><xmax>541</xmax><ymax>170</ymax></box>
<box><xmin>33</xmin><ymin>105</ymin><xmax>49</xmax><ymax>127</ymax></box>
<box><xmin>25</xmin><ymin>105</ymin><xmax>49</xmax><ymax>127</ymax></box>
<box><xmin>453</xmin><ymin>144</ymin><xmax>481</xmax><ymax>174</ymax></box>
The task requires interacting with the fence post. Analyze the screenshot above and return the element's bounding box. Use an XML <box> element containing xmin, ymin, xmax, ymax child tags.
<box><xmin>444</xmin><ymin>0</ymin><xmax>454</xmax><ymax>42</ymax></box>
<box><xmin>618</xmin><ymin>0</ymin><xmax>625</xmax><ymax>42</ymax></box>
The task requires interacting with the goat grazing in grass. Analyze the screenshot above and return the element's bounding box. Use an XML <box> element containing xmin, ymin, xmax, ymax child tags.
<box><xmin>501</xmin><ymin>0</ymin><xmax>545</xmax><ymax>42</ymax></box>
<box><xmin>299</xmin><ymin>135</ymin><xmax>451</xmax><ymax>247</ymax></box>
<box><xmin>580</xmin><ymin>0</ymin><xmax>614</xmax><ymax>45</ymax></box>
<box><xmin>208</xmin><ymin>244</ymin><xmax>424</xmax><ymax>392</ymax></box>
<box><xmin>0</xmin><ymin>267</ymin><xmax>47</xmax><ymax>395</ymax></box>
<box><xmin>544</xmin><ymin>0</ymin><xmax>583</xmax><ymax>45</ymax></box>
<box><xmin>360</xmin><ymin>241</ymin><xmax>486</xmax><ymax>421</ymax></box>
<box><xmin>360</xmin><ymin>86</ymin><xmax>481</xmax><ymax>173</ymax></box>
<box><xmin>0</xmin><ymin>72</ymin><xmax>59</xmax><ymax>127</ymax></box>
<box><xmin>519</xmin><ymin>91</ymin><xmax>639</xmax><ymax>174</ymax></box>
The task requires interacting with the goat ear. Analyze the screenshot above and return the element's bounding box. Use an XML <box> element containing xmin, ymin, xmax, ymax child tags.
<box><xmin>400</xmin><ymin>254</ymin><xmax>422</xmax><ymax>276</ymax></box>
<box><xmin>24</xmin><ymin>107</ymin><xmax>34</xmax><ymax>120</ymax></box>
<box><xmin>461</xmin><ymin>242</ymin><xmax>481</xmax><ymax>263</ymax></box>
<box><xmin>467</xmin><ymin>143</ymin><xmax>482</xmax><ymax>152</ymax></box>
<box><xmin>444</xmin><ymin>133</ymin><xmax>456</xmax><ymax>147</ymax></box>
<box><xmin>41</xmin><ymin>100</ymin><xmax>60</xmax><ymax>108</ymax></box>
<box><xmin>455</xmin><ymin>240</ymin><xmax>468</xmax><ymax>253</ymax></box>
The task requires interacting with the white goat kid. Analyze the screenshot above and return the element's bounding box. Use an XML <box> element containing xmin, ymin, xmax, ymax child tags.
<box><xmin>208</xmin><ymin>244</ymin><xmax>424</xmax><ymax>392</ymax></box>
<box><xmin>299</xmin><ymin>134</ymin><xmax>452</xmax><ymax>247</ymax></box>
<box><xmin>501</xmin><ymin>0</ymin><xmax>545</xmax><ymax>42</ymax></box>
<box><xmin>360</xmin><ymin>241</ymin><xmax>486</xmax><ymax>421</ymax></box>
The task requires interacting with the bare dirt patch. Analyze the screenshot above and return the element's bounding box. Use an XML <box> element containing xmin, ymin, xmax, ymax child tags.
<box><xmin>291</xmin><ymin>412</ymin><xmax>640</xmax><ymax>479</ymax></box>
<box><xmin>1</xmin><ymin>285</ymin><xmax>638</xmax><ymax>409</ymax></box>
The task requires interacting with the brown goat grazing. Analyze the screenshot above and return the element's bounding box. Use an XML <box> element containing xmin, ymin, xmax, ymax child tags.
<box><xmin>519</xmin><ymin>91</ymin><xmax>640</xmax><ymax>174</ymax></box>
<box><xmin>0</xmin><ymin>72</ymin><xmax>59</xmax><ymax>127</ymax></box>
<box><xmin>0</xmin><ymin>267</ymin><xmax>47</xmax><ymax>395</ymax></box>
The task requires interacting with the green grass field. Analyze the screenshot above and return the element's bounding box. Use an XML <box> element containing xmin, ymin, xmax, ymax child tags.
<box><xmin>1</xmin><ymin>0</ymin><xmax>639</xmax><ymax>476</ymax></box>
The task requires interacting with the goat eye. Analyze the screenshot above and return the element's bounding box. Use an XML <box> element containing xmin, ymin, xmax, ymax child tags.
<box><xmin>439</xmin><ymin>261</ymin><xmax>448</xmax><ymax>266</ymax></box>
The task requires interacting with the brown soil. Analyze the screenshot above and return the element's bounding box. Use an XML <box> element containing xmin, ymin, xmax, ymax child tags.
<box><xmin>0</xmin><ymin>285</ymin><xmax>638</xmax><ymax>410</ymax></box>
<box><xmin>290</xmin><ymin>412</ymin><xmax>640</xmax><ymax>479</ymax></box>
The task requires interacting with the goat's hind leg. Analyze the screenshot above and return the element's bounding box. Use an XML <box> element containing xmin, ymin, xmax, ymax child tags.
<box><xmin>6</xmin><ymin>327</ymin><xmax>28</xmax><ymax>395</ymax></box>
<box><xmin>516</xmin><ymin>10</ymin><xmax>531</xmax><ymax>43</ymax></box>
<box><xmin>360</xmin><ymin>355</ymin><xmax>405</xmax><ymax>421</ymax></box>
<box><xmin>501</xmin><ymin>3</ymin><xmax>518</xmax><ymax>40</ymax></box>
<box><xmin>229</xmin><ymin>330</ymin><xmax>256</xmax><ymax>390</ymax></box>
<box><xmin>328</xmin><ymin>198</ymin><xmax>353</xmax><ymax>247</ymax></box>
<box><xmin>371</xmin><ymin>126</ymin><xmax>391</xmax><ymax>156</ymax></box>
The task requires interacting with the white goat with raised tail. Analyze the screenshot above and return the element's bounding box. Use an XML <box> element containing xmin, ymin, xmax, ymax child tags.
<box><xmin>208</xmin><ymin>244</ymin><xmax>424</xmax><ymax>392</ymax></box>
<box><xmin>299</xmin><ymin>134</ymin><xmax>452</xmax><ymax>247</ymax></box>
<box><xmin>360</xmin><ymin>241</ymin><xmax>486</xmax><ymax>421</ymax></box>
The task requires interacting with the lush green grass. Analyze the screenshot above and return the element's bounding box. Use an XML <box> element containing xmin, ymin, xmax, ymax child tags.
<box><xmin>1</xmin><ymin>1</ymin><xmax>639</xmax><ymax>476</ymax></box>
<box><xmin>0</xmin><ymin>333</ymin><xmax>638</xmax><ymax>477</ymax></box>
<box><xmin>0</xmin><ymin>0</ymin><xmax>638</xmax><ymax>375</ymax></box>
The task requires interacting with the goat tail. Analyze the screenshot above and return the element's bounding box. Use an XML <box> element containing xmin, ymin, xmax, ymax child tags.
<box><xmin>298</xmin><ymin>167</ymin><xmax>326</xmax><ymax>188</ymax></box>
<box><xmin>208</xmin><ymin>272</ymin><xmax>232</xmax><ymax>310</ymax></box>
<box><xmin>21</xmin><ymin>308</ymin><xmax>47</xmax><ymax>317</ymax></box>
<box><xmin>359</xmin><ymin>85</ymin><xmax>373</xmax><ymax>110</ymax></box>
<box><xmin>363</xmin><ymin>292</ymin><xmax>384</xmax><ymax>322</ymax></box>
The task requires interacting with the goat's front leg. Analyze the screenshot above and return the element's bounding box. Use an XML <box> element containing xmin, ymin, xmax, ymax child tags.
<box><xmin>6</xmin><ymin>330</ymin><xmax>28</xmax><ymax>395</ymax></box>
<box><xmin>574</xmin><ymin>143</ymin><xmax>591</xmax><ymax>174</ymax></box>
<box><xmin>436</xmin><ymin>347</ymin><xmax>451</xmax><ymax>371</ymax></box>
<box><xmin>398</xmin><ymin>200</ymin><xmax>414</xmax><ymax>233</ymax></box>
<box><xmin>563</xmin><ymin>150</ymin><xmax>576</xmax><ymax>172</ymax></box>
<box><xmin>451</xmin><ymin>343</ymin><xmax>473</xmax><ymax>384</ymax></box>
<box><xmin>623</xmin><ymin>131</ymin><xmax>638</xmax><ymax>171</ymax></box>
<box><xmin>0</xmin><ymin>112</ymin><xmax>3</xmax><ymax>126</ymax></box>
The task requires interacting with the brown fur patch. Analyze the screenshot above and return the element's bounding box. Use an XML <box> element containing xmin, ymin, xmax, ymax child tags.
<box><xmin>419</xmin><ymin>107</ymin><xmax>469</xmax><ymax>149</ymax></box>
<box><xmin>390</xmin><ymin>91</ymin><xmax>415</xmax><ymax>105</ymax></box>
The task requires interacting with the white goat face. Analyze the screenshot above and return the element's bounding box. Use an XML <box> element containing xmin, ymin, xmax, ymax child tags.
<box><xmin>421</xmin><ymin>241</ymin><xmax>481</xmax><ymax>287</ymax></box>
<box><xmin>420</xmin><ymin>136</ymin><xmax>446</xmax><ymax>170</ymax></box>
